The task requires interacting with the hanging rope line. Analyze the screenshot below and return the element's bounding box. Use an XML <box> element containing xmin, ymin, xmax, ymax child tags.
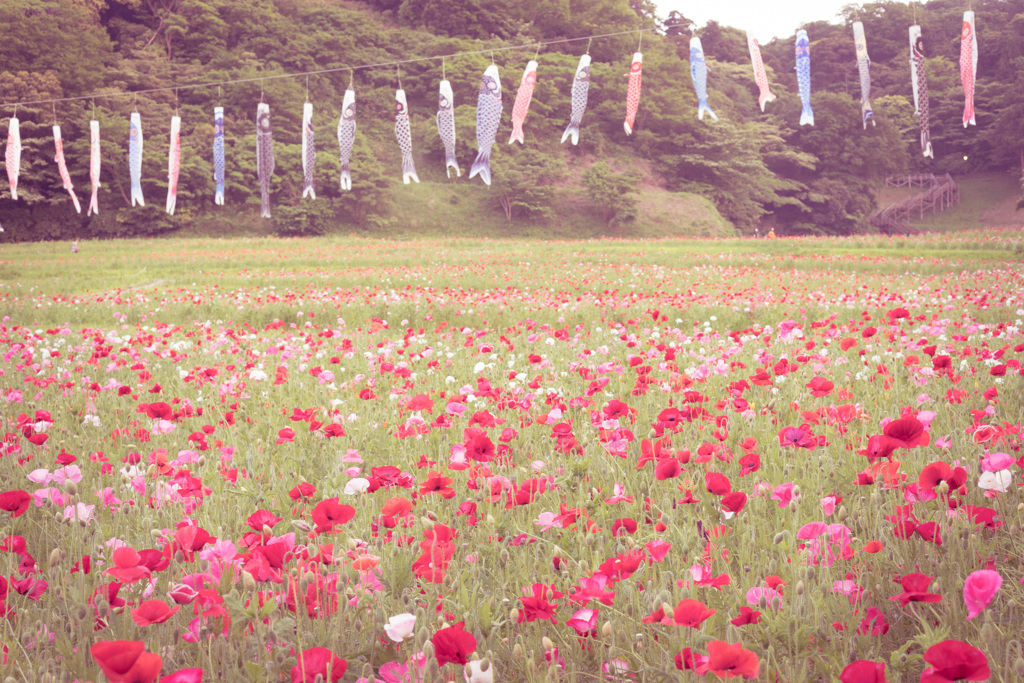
<box><xmin>1</xmin><ymin>23</ymin><xmax>677</xmax><ymax>109</ymax></box>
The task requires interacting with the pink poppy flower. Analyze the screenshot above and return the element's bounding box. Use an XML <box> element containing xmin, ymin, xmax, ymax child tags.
<box><xmin>771</xmin><ymin>483</ymin><xmax>797</xmax><ymax>508</ymax></box>
<box><xmin>566</xmin><ymin>608</ymin><xmax>598</xmax><ymax>635</ymax></box>
<box><xmin>383</xmin><ymin>613</ymin><xmax>416</xmax><ymax>642</ymax></box>
<box><xmin>963</xmin><ymin>570</ymin><xmax>1001</xmax><ymax>620</ymax></box>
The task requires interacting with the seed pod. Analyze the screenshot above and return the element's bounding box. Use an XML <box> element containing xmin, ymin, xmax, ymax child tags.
<box><xmin>1012</xmin><ymin>657</ymin><xmax>1024</xmax><ymax>678</ymax></box>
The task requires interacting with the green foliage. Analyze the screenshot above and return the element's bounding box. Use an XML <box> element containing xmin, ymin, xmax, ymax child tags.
<box><xmin>581</xmin><ymin>161</ymin><xmax>640</xmax><ymax>227</ymax></box>
<box><xmin>491</xmin><ymin>147</ymin><xmax>566</xmax><ymax>221</ymax></box>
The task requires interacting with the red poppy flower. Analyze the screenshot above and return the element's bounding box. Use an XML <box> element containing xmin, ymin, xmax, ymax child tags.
<box><xmin>882</xmin><ymin>416</ymin><xmax>926</xmax><ymax>449</ymax></box>
<box><xmin>720</xmin><ymin>492</ymin><xmax>747</xmax><ymax>514</ymax></box>
<box><xmin>26</xmin><ymin>433</ymin><xmax>48</xmax><ymax>446</ymax></box>
<box><xmin>322</xmin><ymin>423</ymin><xmax>345</xmax><ymax>438</ymax></box>
<box><xmin>432</xmin><ymin>621</ymin><xmax>477</xmax><ymax>668</ymax></box>
<box><xmin>706</xmin><ymin>640</ymin><xmax>760</xmax><ymax>679</ymax></box>
<box><xmin>0</xmin><ymin>490</ymin><xmax>31</xmax><ymax>518</ymax></box>
<box><xmin>655</xmin><ymin>457</ymin><xmax>681</xmax><ymax>480</ymax></box>
<box><xmin>730</xmin><ymin>606</ymin><xmax>761</xmax><ymax>626</ymax></box>
<box><xmin>918</xmin><ymin>462</ymin><xmax>967</xmax><ymax>492</ymax></box>
<box><xmin>738</xmin><ymin>452</ymin><xmax>760</xmax><ymax>476</ymax></box>
<box><xmin>311</xmin><ymin>498</ymin><xmax>355</xmax><ymax>534</ymax></box>
<box><xmin>90</xmin><ymin>641</ymin><xmax>163</xmax><ymax>683</ymax></box>
<box><xmin>464</xmin><ymin>431</ymin><xmax>496</xmax><ymax>462</ymax></box>
<box><xmin>518</xmin><ymin>583</ymin><xmax>563</xmax><ymax>624</ymax></box>
<box><xmin>806</xmin><ymin>376</ymin><xmax>834</xmax><ymax>397</ymax></box>
<box><xmin>419</xmin><ymin>471</ymin><xmax>456</xmax><ymax>499</ymax></box>
<box><xmin>290</xmin><ymin>647</ymin><xmax>347</xmax><ymax>683</ymax></box>
<box><xmin>288</xmin><ymin>482</ymin><xmax>317</xmax><ymax>501</ymax></box>
<box><xmin>611</xmin><ymin>518</ymin><xmax>638</xmax><ymax>536</ymax></box>
<box><xmin>131</xmin><ymin>599</ymin><xmax>180</xmax><ymax>626</ymax></box>
<box><xmin>705</xmin><ymin>472</ymin><xmax>731</xmax><ymax>496</ymax></box>
<box><xmin>245</xmin><ymin>509</ymin><xmax>283</xmax><ymax>531</ymax></box>
<box><xmin>889</xmin><ymin>573</ymin><xmax>941</xmax><ymax>607</ymax></box>
<box><xmin>142</xmin><ymin>402</ymin><xmax>174</xmax><ymax>420</ymax></box>
<box><xmin>105</xmin><ymin>547</ymin><xmax>152</xmax><ymax>584</ymax></box>
<box><xmin>858</xmin><ymin>435</ymin><xmax>897</xmax><ymax>462</ymax></box>
<box><xmin>673</xmin><ymin>599</ymin><xmax>716</xmax><ymax>628</ymax></box>
<box><xmin>160</xmin><ymin>668</ymin><xmax>203</xmax><ymax>683</ymax></box>
<box><xmin>276</xmin><ymin>428</ymin><xmax>296</xmax><ymax>444</ymax></box>
<box><xmin>921</xmin><ymin>640</ymin><xmax>989</xmax><ymax>683</ymax></box>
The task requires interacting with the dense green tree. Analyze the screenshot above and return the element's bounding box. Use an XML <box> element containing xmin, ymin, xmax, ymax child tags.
<box><xmin>581</xmin><ymin>161</ymin><xmax>640</xmax><ymax>227</ymax></box>
<box><xmin>491</xmin><ymin>147</ymin><xmax>566</xmax><ymax>221</ymax></box>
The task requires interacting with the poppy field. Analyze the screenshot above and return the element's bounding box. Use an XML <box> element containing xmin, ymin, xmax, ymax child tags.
<box><xmin>1</xmin><ymin>232</ymin><xmax>1023</xmax><ymax>683</ymax></box>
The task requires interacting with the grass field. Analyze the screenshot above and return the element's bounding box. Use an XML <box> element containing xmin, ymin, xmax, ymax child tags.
<box><xmin>1</xmin><ymin>233</ymin><xmax>1023</xmax><ymax>683</ymax></box>
<box><xmin>910</xmin><ymin>174</ymin><xmax>1024</xmax><ymax>232</ymax></box>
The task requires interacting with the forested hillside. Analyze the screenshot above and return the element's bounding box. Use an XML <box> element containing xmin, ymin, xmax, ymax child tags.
<box><xmin>2</xmin><ymin>0</ymin><xmax>1022</xmax><ymax>241</ymax></box>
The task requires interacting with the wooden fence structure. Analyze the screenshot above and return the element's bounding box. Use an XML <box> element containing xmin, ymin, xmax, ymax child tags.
<box><xmin>871</xmin><ymin>174</ymin><xmax>960</xmax><ymax>234</ymax></box>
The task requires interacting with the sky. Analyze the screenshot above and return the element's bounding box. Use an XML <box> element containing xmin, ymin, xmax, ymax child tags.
<box><xmin>655</xmin><ymin>0</ymin><xmax>857</xmax><ymax>42</ymax></box>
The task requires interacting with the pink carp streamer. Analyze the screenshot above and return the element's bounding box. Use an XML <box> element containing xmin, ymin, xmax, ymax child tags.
<box><xmin>53</xmin><ymin>125</ymin><xmax>81</xmax><ymax>214</ymax></box>
<box><xmin>747</xmin><ymin>35</ymin><xmax>776</xmax><ymax>112</ymax></box>
<box><xmin>623</xmin><ymin>52</ymin><xmax>643</xmax><ymax>135</ymax></box>
<box><xmin>959</xmin><ymin>11</ymin><xmax>977</xmax><ymax>128</ymax></box>
<box><xmin>166</xmin><ymin>116</ymin><xmax>181</xmax><ymax>215</ymax></box>
<box><xmin>88</xmin><ymin>120</ymin><xmax>101</xmax><ymax>216</ymax></box>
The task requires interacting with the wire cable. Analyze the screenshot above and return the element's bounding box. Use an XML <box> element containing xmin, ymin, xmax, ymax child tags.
<box><xmin>2</xmin><ymin>23</ymin><xmax>680</xmax><ymax>109</ymax></box>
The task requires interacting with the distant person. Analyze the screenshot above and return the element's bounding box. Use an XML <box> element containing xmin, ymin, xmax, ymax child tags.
<box><xmin>754</xmin><ymin>227</ymin><xmax>759</xmax><ymax>239</ymax></box>
<box><xmin>766</xmin><ymin>228</ymin><xmax>777</xmax><ymax>240</ymax></box>
<box><xmin>72</xmin><ymin>239</ymin><xmax>78</xmax><ymax>254</ymax></box>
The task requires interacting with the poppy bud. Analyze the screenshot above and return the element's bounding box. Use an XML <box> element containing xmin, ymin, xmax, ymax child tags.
<box><xmin>795</xmin><ymin>580</ymin><xmax>805</xmax><ymax>596</ymax></box>
<box><xmin>66</xmin><ymin>481</ymin><xmax>78</xmax><ymax>496</ymax></box>
<box><xmin>421</xmin><ymin>641</ymin><xmax>434</xmax><ymax>660</ymax></box>
<box><xmin>937</xmin><ymin>481</ymin><xmax>949</xmax><ymax>496</ymax></box>
<box><xmin>48</xmin><ymin>548</ymin><xmax>64</xmax><ymax>567</ymax></box>
<box><xmin>96</xmin><ymin>599</ymin><xmax>110</xmax><ymax>618</ymax></box>
<box><xmin>291</xmin><ymin>520</ymin><xmax>312</xmax><ymax>532</ymax></box>
<box><xmin>486</xmin><ymin>514</ymin><xmax>496</xmax><ymax>525</ymax></box>
<box><xmin>510</xmin><ymin>608</ymin><xmax>519</xmax><ymax>622</ymax></box>
<box><xmin>773</xmin><ymin>531</ymin><xmax>788</xmax><ymax>544</ymax></box>
<box><xmin>602</xmin><ymin>621</ymin><xmax>613</xmax><ymax>638</ymax></box>
<box><xmin>981</xmin><ymin>620</ymin><xmax>998</xmax><ymax>650</ymax></box>
<box><xmin>75</xmin><ymin>605</ymin><xmax>89</xmax><ymax>622</ymax></box>
<box><xmin>837</xmin><ymin>506</ymin><xmax>848</xmax><ymax>521</ymax></box>
<box><xmin>420</xmin><ymin>516</ymin><xmax>434</xmax><ymax>530</ymax></box>
<box><xmin>806</xmin><ymin>566</ymin><xmax>816</xmax><ymax>580</ymax></box>
<box><xmin>1013</xmin><ymin>657</ymin><xmax>1024</xmax><ymax>678</ymax></box>
<box><xmin>513</xmin><ymin>643</ymin><xmax>523</xmax><ymax>659</ymax></box>
<box><xmin>542</xmin><ymin>637</ymin><xmax>554</xmax><ymax>651</ymax></box>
